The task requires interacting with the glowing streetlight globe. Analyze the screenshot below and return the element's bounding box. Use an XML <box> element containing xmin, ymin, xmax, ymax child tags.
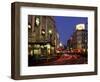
<box><xmin>49</xmin><ymin>30</ymin><xmax>52</xmax><ymax>34</ymax></box>
<box><xmin>41</xmin><ymin>29</ymin><xmax>45</xmax><ymax>35</ymax></box>
<box><xmin>42</xmin><ymin>31</ymin><xmax>45</xmax><ymax>34</ymax></box>
<box><xmin>35</xmin><ymin>17</ymin><xmax>40</xmax><ymax>26</ymax></box>
<box><xmin>28</xmin><ymin>25</ymin><xmax>31</xmax><ymax>29</ymax></box>
<box><xmin>59</xmin><ymin>42</ymin><xmax>63</xmax><ymax>47</ymax></box>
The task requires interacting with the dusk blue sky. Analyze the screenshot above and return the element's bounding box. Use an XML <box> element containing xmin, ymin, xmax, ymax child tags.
<box><xmin>54</xmin><ymin>16</ymin><xmax>88</xmax><ymax>46</ymax></box>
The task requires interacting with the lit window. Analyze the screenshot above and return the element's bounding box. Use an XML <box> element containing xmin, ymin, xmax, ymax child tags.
<box><xmin>41</xmin><ymin>45</ymin><xmax>44</xmax><ymax>48</ymax></box>
<box><xmin>46</xmin><ymin>44</ymin><xmax>50</xmax><ymax>49</ymax></box>
<box><xmin>34</xmin><ymin>49</ymin><xmax>39</xmax><ymax>55</ymax></box>
<box><xmin>30</xmin><ymin>50</ymin><xmax>33</xmax><ymax>56</ymax></box>
<box><xmin>36</xmin><ymin>45</ymin><xmax>40</xmax><ymax>48</ymax></box>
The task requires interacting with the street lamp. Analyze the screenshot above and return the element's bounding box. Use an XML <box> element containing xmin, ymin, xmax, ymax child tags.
<box><xmin>35</xmin><ymin>17</ymin><xmax>40</xmax><ymax>26</ymax></box>
<box><xmin>41</xmin><ymin>29</ymin><xmax>45</xmax><ymax>42</ymax></box>
<box><xmin>28</xmin><ymin>24</ymin><xmax>31</xmax><ymax>29</ymax></box>
<box><xmin>48</xmin><ymin>30</ymin><xmax>53</xmax><ymax>57</ymax></box>
<box><xmin>59</xmin><ymin>42</ymin><xmax>63</xmax><ymax>47</ymax></box>
<box><xmin>49</xmin><ymin>30</ymin><xmax>52</xmax><ymax>34</ymax></box>
<box><xmin>42</xmin><ymin>31</ymin><xmax>45</xmax><ymax>35</ymax></box>
<box><xmin>48</xmin><ymin>29</ymin><xmax>52</xmax><ymax>42</ymax></box>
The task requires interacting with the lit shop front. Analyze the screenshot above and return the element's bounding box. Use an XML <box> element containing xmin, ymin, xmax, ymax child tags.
<box><xmin>28</xmin><ymin>42</ymin><xmax>55</xmax><ymax>59</ymax></box>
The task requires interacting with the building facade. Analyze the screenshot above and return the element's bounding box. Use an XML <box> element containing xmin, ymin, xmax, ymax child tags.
<box><xmin>28</xmin><ymin>15</ymin><xmax>59</xmax><ymax>59</ymax></box>
<box><xmin>67</xmin><ymin>24</ymin><xmax>88</xmax><ymax>54</ymax></box>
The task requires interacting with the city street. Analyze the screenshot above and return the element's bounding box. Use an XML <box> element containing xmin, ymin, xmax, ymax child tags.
<box><xmin>52</xmin><ymin>54</ymin><xmax>87</xmax><ymax>65</ymax></box>
<box><xmin>30</xmin><ymin>53</ymin><xmax>87</xmax><ymax>66</ymax></box>
<box><xmin>45</xmin><ymin>54</ymin><xmax>87</xmax><ymax>65</ymax></box>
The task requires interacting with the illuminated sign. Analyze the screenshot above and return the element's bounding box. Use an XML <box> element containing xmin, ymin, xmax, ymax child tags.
<box><xmin>76</xmin><ymin>24</ymin><xmax>85</xmax><ymax>30</ymax></box>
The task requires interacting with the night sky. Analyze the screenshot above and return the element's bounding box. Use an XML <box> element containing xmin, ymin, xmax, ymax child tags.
<box><xmin>54</xmin><ymin>16</ymin><xmax>88</xmax><ymax>46</ymax></box>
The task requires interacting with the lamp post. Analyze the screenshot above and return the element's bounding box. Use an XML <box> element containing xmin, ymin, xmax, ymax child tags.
<box><xmin>41</xmin><ymin>29</ymin><xmax>46</xmax><ymax>60</ymax></box>
<box><xmin>59</xmin><ymin>42</ymin><xmax>63</xmax><ymax>55</ymax></box>
<box><xmin>41</xmin><ymin>29</ymin><xmax>45</xmax><ymax>42</ymax></box>
<box><xmin>49</xmin><ymin>29</ymin><xmax>52</xmax><ymax>42</ymax></box>
<box><xmin>48</xmin><ymin>30</ymin><xmax>53</xmax><ymax>60</ymax></box>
